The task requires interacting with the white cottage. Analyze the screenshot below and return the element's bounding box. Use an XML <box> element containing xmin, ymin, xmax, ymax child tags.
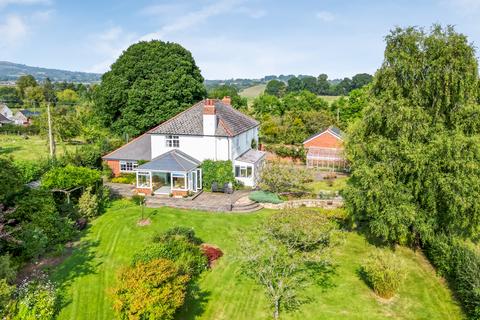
<box><xmin>103</xmin><ymin>97</ymin><xmax>265</xmax><ymax>196</ymax></box>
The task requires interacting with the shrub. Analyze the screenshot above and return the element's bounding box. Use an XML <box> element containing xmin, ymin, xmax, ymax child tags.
<box><xmin>264</xmin><ymin>208</ymin><xmax>338</xmax><ymax>251</ymax></box>
<box><xmin>0</xmin><ymin>255</ymin><xmax>16</xmax><ymax>283</ymax></box>
<box><xmin>13</xmin><ymin>160</ymin><xmax>50</xmax><ymax>184</ymax></box>
<box><xmin>8</xmin><ymin>278</ymin><xmax>58</xmax><ymax>320</ymax></box>
<box><xmin>0</xmin><ymin>279</ymin><xmax>14</xmax><ymax>317</ymax></box>
<box><xmin>155</xmin><ymin>226</ymin><xmax>203</xmax><ymax>245</ymax></box>
<box><xmin>111</xmin><ymin>173</ymin><xmax>136</xmax><ymax>184</ymax></box>
<box><xmin>77</xmin><ymin>187</ymin><xmax>99</xmax><ymax>219</ymax></box>
<box><xmin>425</xmin><ymin>236</ymin><xmax>480</xmax><ymax>318</ymax></box>
<box><xmin>41</xmin><ymin>165</ymin><xmax>102</xmax><ymax>190</ymax></box>
<box><xmin>259</xmin><ymin>162</ymin><xmax>311</xmax><ymax>194</ymax></box>
<box><xmin>201</xmin><ymin>160</ymin><xmax>235</xmax><ymax>191</ymax></box>
<box><xmin>265</xmin><ymin>144</ymin><xmax>306</xmax><ymax>162</ymax></box>
<box><xmin>132</xmin><ymin>236</ymin><xmax>207</xmax><ymax>277</ymax></box>
<box><xmin>111</xmin><ymin>258</ymin><xmax>190</xmax><ymax>320</ymax></box>
<box><xmin>249</xmin><ymin>191</ymin><xmax>283</xmax><ymax>204</ymax></box>
<box><xmin>200</xmin><ymin>244</ymin><xmax>223</xmax><ymax>267</ymax></box>
<box><xmin>360</xmin><ymin>249</ymin><xmax>405</xmax><ymax>299</ymax></box>
<box><xmin>61</xmin><ymin>145</ymin><xmax>103</xmax><ymax>169</ymax></box>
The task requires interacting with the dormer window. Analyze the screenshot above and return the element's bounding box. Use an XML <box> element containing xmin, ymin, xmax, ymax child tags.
<box><xmin>166</xmin><ymin>135</ymin><xmax>179</xmax><ymax>148</ymax></box>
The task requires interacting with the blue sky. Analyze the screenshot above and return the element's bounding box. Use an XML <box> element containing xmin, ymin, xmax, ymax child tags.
<box><xmin>0</xmin><ymin>0</ymin><xmax>479</xmax><ymax>79</ymax></box>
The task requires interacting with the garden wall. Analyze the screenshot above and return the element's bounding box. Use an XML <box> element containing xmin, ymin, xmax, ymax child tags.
<box><xmin>261</xmin><ymin>199</ymin><xmax>343</xmax><ymax>210</ymax></box>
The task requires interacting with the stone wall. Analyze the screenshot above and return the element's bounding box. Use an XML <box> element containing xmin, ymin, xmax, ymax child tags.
<box><xmin>261</xmin><ymin>199</ymin><xmax>343</xmax><ymax>210</ymax></box>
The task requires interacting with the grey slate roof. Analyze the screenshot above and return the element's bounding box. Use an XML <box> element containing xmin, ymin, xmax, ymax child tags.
<box><xmin>137</xmin><ymin>149</ymin><xmax>200</xmax><ymax>172</ymax></box>
<box><xmin>235</xmin><ymin>149</ymin><xmax>266</xmax><ymax>164</ymax></box>
<box><xmin>0</xmin><ymin>113</ymin><xmax>12</xmax><ymax>124</ymax></box>
<box><xmin>19</xmin><ymin>110</ymin><xmax>40</xmax><ymax>117</ymax></box>
<box><xmin>148</xmin><ymin>100</ymin><xmax>259</xmax><ymax>137</ymax></box>
<box><xmin>102</xmin><ymin>134</ymin><xmax>151</xmax><ymax>161</ymax></box>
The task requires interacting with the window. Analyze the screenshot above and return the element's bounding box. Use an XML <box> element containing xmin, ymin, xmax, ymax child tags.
<box><xmin>235</xmin><ymin>165</ymin><xmax>252</xmax><ymax>178</ymax></box>
<box><xmin>137</xmin><ymin>172</ymin><xmax>151</xmax><ymax>188</ymax></box>
<box><xmin>120</xmin><ymin>161</ymin><xmax>138</xmax><ymax>172</ymax></box>
<box><xmin>172</xmin><ymin>173</ymin><xmax>186</xmax><ymax>189</ymax></box>
<box><xmin>166</xmin><ymin>135</ymin><xmax>179</xmax><ymax>148</ymax></box>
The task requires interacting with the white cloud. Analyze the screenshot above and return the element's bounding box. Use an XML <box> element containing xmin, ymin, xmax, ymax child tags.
<box><xmin>0</xmin><ymin>0</ymin><xmax>51</xmax><ymax>9</ymax></box>
<box><xmin>86</xmin><ymin>26</ymin><xmax>137</xmax><ymax>73</ymax></box>
<box><xmin>0</xmin><ymin>14</ymin><xmax>28</xmax><ymax>48</ymax></box>
<box><xmin>31</xmin><ymin>9</ymin><xmax>53</xmax><ymax>21</ymax></box>
<box><xmin>139</xmin><ymin>0</ymin><xmax>244</xmax><ymax>41</ymax></box>
<box><xmin>315</xmin><ymin>10</ymin><xmax>335</xmax><ymax>22</ymax></box>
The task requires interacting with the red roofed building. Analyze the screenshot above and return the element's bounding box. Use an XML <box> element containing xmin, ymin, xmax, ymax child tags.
<box><xmin>303</xmin><ymin>126</ymin><xmax>347</xmax><ymax>170</ymax></box>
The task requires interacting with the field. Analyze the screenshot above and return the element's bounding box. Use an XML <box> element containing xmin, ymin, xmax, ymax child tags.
<box><xmin>51</xmin><ymin>200</ymin><xmax>463</xmax><ymax>320</ymax></box>
<box><xmin>0</xmin><ymin>134</ymin><xmax>77</xmax><ymax>160</ymax></box>
<box><xmin>239</xmin><ymin>84</ymin><xmax>341</xmax><ymax>106</ymax></box>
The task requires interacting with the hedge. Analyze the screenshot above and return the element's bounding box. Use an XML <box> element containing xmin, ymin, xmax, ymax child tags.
<box><xmin>249</xmin><ymin>191</ymin><xmax>283</xmax><ymax>204</ymax></box>
<box><xmin>424</xmin><ymin>235</ymin><xmax>480</xmax><ymax>319</ymax></box>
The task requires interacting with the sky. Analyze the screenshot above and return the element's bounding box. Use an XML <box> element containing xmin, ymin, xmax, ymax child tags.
<box><xmin>0</xmin><ymin>0</ymin><xmax>480</xmax><ymax>80</ymax></box>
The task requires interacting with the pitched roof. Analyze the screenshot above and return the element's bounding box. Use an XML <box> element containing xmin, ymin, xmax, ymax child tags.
<box><xmin>303</xmin><ymin>125</ymin><xmax>345</xmax><ymax>144</ymax></box>
<box><xmin>0</xmin><ymin>113</ymin><xmax>12</xmax><ymax>124</ymax></box>
<box><xmin>0</xmin><ymin>103</ymin><xmax>11</xmax><ymax>113</ymax></box>
<box><xmin>148</xmin><ymin>99</ymin><xmax>259</xmax><ymax>137</ymax></box>
<box><xmin>102</xmin><ymin>133</ymin><xmax>151</xmax><ymax>161</ymax></box>
<box><xmin>137</xmin><ymin>149</ymin><xmax>200</xmax><ymax>172</ymax></box>
<box><xmin>235</xmin><ymin>149</ymin><xmax>266</xmax><ymax>164</ymax></box>
<box><xmin>19</xmin><ymin>110</ymin><xmax>40</xmax><ymax>117</ymax></box>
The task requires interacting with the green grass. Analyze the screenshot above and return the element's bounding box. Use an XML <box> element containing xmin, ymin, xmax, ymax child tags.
<box><xmin>308</xmin><ymin>176</ymin><xmax>349</xmax><ymax>193</ymax></box>
<box><xmin>0</xmin><ymin>134</ymin><xmax>76</xmax><ymax>160</ymax></box>
<box><xmin>52</xmin><ymin>200</ymin><xmax>463</xmax><ymax>320</ymax></box>
<box><xmin>319</xmin><ymin>95</ymin><xmax>342</xmax><ymax>104</ymax></box>
<box><xmin>239</xmin><ymin>84</ymin><xmax>266</xmax><ymax>106</ymax></box>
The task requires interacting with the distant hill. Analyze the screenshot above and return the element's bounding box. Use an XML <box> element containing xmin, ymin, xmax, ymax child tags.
<box><xmin>0</xmin><ymin>61</ymin><xmax>102</xmax><ymax>83</ymax></box>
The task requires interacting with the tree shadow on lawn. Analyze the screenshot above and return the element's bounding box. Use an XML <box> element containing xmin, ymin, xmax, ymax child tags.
<box><xmin>52</xmin><ymin>238</ymin><xmax>102</xmax><ymax>310</ymax></box>
<box><xmin>0</xmin><ymin>146</ymin><xmax>21</xmax><ymax>155</ymax></box>
<box><xmin>175</xmin><ymin>282</ymin><xmax>211</xmax><ymax>320</ymax></box>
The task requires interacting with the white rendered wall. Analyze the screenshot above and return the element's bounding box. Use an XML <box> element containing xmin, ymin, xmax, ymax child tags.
<box><xmin>151</xmin><ymin>134</ymin><xmax>230</xmax><ymax>161</ymax></box>
<box><xmin>231</xmin><ymin>127</ymin><xmax>259</xmax><ymax>160</ymax></box>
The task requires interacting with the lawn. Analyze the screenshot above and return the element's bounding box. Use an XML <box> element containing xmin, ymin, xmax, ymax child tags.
<box><xmin>0</xmin><ymin>134</ymin><xmax>76</xmax><ymax>160</ymax></box>
<box><xmin>308</xmin><ymin>176</ymin><xmax>349</xmax><ymax>193</ymax></box>
<box><xmin>51</xmin><ymin>201</ymin><xmax>464</xmax><ymax>320</ymax></box>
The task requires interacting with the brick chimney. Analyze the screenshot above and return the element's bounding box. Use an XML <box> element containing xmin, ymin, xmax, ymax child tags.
<box><xmin>203</xmin><ymin>99</ymin><xmax>217</xmax><ymax>135</ymax></box>
<box><xmin>222</xmin><ymin>96</ymin><xmax>231</xmax><ymax>105</ymax></box>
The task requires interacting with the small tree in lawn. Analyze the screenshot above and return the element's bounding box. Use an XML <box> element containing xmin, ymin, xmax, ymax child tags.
<box><xmin>238</xmin><ymin>208</ymin><xmax>338</xmax><ymax>319</ymax></box>
<box><xmin>259</xmin><ymin>162</ymin><xmax>311</xmax><ymax>194</ymax></box>
<box><xmin>131</xmin><ymin>195</ymin><xmax>147</xmax><ymax>225</ymax></box>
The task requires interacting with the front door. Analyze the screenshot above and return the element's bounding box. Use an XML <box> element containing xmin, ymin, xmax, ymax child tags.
<box><xmin>191</xmin><ymin>171</ymin><xmax>197</xmax><ymax>191</ymax></box>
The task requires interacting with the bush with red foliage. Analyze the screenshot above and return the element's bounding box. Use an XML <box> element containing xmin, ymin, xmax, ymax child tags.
<box><xmin>200</xmin><ymin>244</ymin><xmax>223</xmax><ymax>267</ymax></box>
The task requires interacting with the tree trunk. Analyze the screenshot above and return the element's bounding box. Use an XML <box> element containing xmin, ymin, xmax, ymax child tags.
<box><xmin>273</xmin><ymin>300</ymin><xmax>279</xmax><ymax>320</ymax></box>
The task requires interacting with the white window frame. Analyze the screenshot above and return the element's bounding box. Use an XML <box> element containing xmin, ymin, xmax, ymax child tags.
<box><xmin>166</xmin><ymin>135</ymin><xmax>180</xmax><ymax>148</ymax></box>
<box><xmin>120</xmin><ymin>160</ymin><xmax>138</xmax><ymax>172</ymax></box>
<box><xmin>136</xmin><ymin>171</ymin><xmax>151</xmax><ymax>188</ymax></box>
<box><xmin>235</xmin><ymin>165</ymin><xmax>253</xmax><ymax>178</ymax></box>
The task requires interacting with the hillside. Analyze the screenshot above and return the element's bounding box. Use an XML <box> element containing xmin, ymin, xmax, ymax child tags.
<box><xmin>0</xmin><ymin>61</ymin><xmax>101</xmax><ymax>83</ymax></box>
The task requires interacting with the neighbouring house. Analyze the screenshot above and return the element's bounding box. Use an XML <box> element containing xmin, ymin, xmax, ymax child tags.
<box><xmin>103</xmin><ymin>97</ymin><xmax>266</xmax><ymax>196</ymax></box>
<box><xmin>13</xmin><ymin>110</ymin><xmax>40</xmax><ymax>126</ymax></box>
<box><xmin>0</xmin><ymin>103</ymin><xmax>13</xmax><ymax>120</ymax></box>
<box><xmin>303</xmin><ymin>125</ymin><xmax>348</xmax><ymax>171</ymax></box>
<box><xmin>0</xmin><ymin>113</ymin><xmax>13</xmax><ymax>126</ymax></box>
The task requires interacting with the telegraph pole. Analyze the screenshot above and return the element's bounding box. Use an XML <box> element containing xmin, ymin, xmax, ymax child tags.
<box><xmin>47</xmin><ymin>102</ymin><xmax>55</xmax><ymax>158</ymax></box>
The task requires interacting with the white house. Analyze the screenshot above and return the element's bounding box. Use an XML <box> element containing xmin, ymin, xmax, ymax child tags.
<box><xmin>0</xmin><ymin>103</ymin><xmax>13</xmax><ymax>120</ymax></box>
<box><xmin>103</xmin><ymin>97</ymin><xmax>265</xmax><ymax>196</ymax></box>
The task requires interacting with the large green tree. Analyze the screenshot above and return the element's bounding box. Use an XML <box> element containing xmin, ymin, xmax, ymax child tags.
<box><xmin>345</xmin><ymin>25</ymin><xmax>480</xmax><ymax>245</ymax></box>
<box><xmin>94</xmin><ymin>40</ymin><xmax>206</xmax><ymax>136</ymax></box>
<box><xmin>207</xmin><ymin>84</ymin><xmax>247</xmax><ymax>109</ymax></box>
<box><xmin>265</xmin><ymin>80</ymin><xmax>286</xmax><ymax>97</ymax></box>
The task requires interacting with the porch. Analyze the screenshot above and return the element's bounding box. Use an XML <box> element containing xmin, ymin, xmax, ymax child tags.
<box><xmin>134</xmin><ymin>150</ymin><xmax>202</xmax><ymax>197</ymax></box>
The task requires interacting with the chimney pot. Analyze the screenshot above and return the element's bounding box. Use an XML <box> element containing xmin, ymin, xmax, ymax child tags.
<box><xmin>204</xmin><ymin>99</ymin><xmax>216</xmax><ymax>115</ymax></box>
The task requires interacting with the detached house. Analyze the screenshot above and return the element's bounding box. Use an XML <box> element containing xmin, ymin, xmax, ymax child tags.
<box><xmin>0</xmin><ymin>113</ymin><xmax>12</xmax><ymax>126</ymax></box>
<box><xmin>0</xmin><ymin>103</ymin><xmax>13</xmax><ymax>120</ymax></box>
<box><xmin>13</xmin><ymin>110</ymin><xmax>40</xmax><ymax>126</ymax></box>
<box><xmin>103</xmin><ymin>97</ymin><xmax>265</xmax><ymax>196</ymax></box>
<box><xmin>303</xmin><ymin>126</ymin><xmax>347</xmax><ymax>171</ymax></box>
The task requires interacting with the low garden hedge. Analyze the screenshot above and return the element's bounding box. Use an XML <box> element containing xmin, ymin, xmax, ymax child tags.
<box><xmin>249</xmin><ymin>191</ymin><xmax>283</xmax><ymax>204</ymax></box>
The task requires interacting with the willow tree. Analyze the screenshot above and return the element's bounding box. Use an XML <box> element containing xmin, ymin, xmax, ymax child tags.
<box><xmin>345</xmin><ymin>25</ymin><xmax>480</xmax><ymax>245</ymax></box>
